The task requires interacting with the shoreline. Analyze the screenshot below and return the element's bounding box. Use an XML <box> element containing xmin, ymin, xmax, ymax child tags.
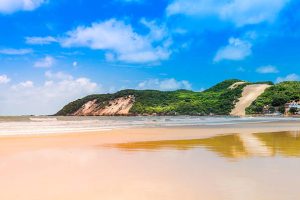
<box><xmin>0</xmin><ymin>116</ymin><xmax>299</xmax><ymax>137</ymax></box>
<box><xmin>0</xmin><ymin>121</ymin><xmax>300</xmax><ymax>155</ymax></box>
<box><xmin>1</xmin><ymin>120</ymin><xmax>300</xmax><ymax>139</ymax></box>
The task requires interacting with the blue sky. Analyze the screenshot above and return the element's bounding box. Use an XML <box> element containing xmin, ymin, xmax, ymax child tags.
<box><xmin>0</xmin><ymin>0</ymin><xmax>300</xmax><ymax>115</ymax></box>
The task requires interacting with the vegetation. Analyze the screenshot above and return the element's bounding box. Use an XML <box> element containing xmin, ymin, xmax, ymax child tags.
<box><xmin>59</xmin><ymin>79</ymin><xmax>300</xmax><ymax>116</ymax></box>
<box><xmin>289</xmin><ymin>107</ymin><xmax>298</xmax><ymax>114</ymax></box>
<box><xmin>246</xmin><ymin>81</ymin><xmax>300</xmax><ymax>114</ymax></box>
<box><xmin>56</xmin><ymin>79</ymin><xmax>248</xmax><ymax>116</ymax></box>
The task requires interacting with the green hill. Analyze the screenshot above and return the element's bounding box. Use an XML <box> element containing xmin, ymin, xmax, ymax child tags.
<box><xmin>246</xmin><ymin>81</ymin><xmax>300</xmax><ymax>114</ymax></box>
<box><xmin>56</xmin><ymin>79</ymin><xmax>248</xmax><ymax>116</ymax></box>
<box><xmin>56</xmin><ymin>79</ymin><xmax>300</xmax><ymax>116</ymax></box>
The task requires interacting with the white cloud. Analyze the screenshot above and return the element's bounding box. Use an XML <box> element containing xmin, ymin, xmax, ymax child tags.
<box><xmin>0</xmin><ymin>0</ymin><xmax>45</xmax><ymax>14</ymax></box>
<box><xmin>137</xmin><ymin>78</ymin><xmax>192</xmax><ymax>91</ymax></box>
<box><xmin>0</xmin><ymin>74</ymin><xmax>10</xmax><ymax>84</ymax></box>
<box><xmin>140</xmin><ymin>18</ymin><xmax>168</xmax><ymax>41</ymax></box>
<box><xmin>167</xmin><ymin>0</ymin><xmax>222</xmax><ymax>17</ymax></box>
<box><xmin>72</xmin><ymin>61</ymin><xmax>78</xmax><ymax>67</ymax></box>
<box><xmin>0</xmin><ymin>48</ymin><xmax>32</xmax><ymax>55</ymax></box>
<box><xmin>276</xmin><ymin>74</ymin><xmax>299</xmax><ymax>83</ymax></box>
<box><xmin>221</xmin><ymin>0</ymin><xmax>289</xmax><ymax>26</ymax></box>
<box><xmin>0</xmin><ymin>72</ymin><xmax>100</xmax><ymax>115</ymax></box>
<box><xmin>19</xmin><ymin>80</ymin><xmax>34</xmax><ymax>88</ymax></box>
<box><xmin>45</xmin><ymin>71</ymin><xmax>73</xmax><ymax>80</ymax></box>
<box><xmin>167</xmin><ymin>0</ymin><xmax>289</xmax><ymax>26</ymax></box>
<box><xmin>214</xmin><ymin>37</ymin><xmax>252</xmax><ymax>62</ymax></box>
<box><xmin>256</xmin><ymin>65</ymin><xmax>279</xmax><ymax>74</ymax></box>
<box><xmin>26</xmin><ymin>36</ymin><xmax>57</xmax><ymax>45</ymax></box>
<box><xmin>60</xmin><ymin>19</ymin><xmax>171</xmax><ymax>64</ymax></box>
<box><xmin>11</xmin><ymin>80</ymin><xmax>34</xmax><ymax>90</ymax></box>
<box><xmin>34</xmin><ymin>56</ymin><xmax>55</xmax><ymax>68</ymax></box>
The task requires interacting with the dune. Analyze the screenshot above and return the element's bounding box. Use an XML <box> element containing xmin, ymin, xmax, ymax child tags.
<box><xmin>231</xmin><ymin>84</ymin><xmax>271</xmax><ymax>116</ymax></box>
<box><xmin>74</xmin><ymin>95</ymin><xmax>135</xmax><ymax>116</ymax></box>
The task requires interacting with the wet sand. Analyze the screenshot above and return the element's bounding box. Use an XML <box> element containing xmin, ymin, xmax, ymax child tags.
<box><xmin>1</xmin><ymin>120</ymin><xmax>300</xmax><ymax>152</ymax></box>
<box><xmin>0</xmin><ymin>121</ymin><xmax>300</xmax><ymax>200</ymax></box>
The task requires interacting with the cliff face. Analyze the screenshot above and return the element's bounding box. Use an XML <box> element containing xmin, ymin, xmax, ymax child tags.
<box><xmin>73</xmin><ymin>95</ymin><xmax>135</xmax><ymax>116</ymax></box>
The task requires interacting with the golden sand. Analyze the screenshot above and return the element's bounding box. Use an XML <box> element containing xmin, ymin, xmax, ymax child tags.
<box><xmin>0</xmin><ymin>121</ymin><xmax>300</xmax><ymax>200</ymax></box>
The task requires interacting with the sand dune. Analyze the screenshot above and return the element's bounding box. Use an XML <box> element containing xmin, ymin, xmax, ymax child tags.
<box><xmin>74</xmin><ymin>95</ymin><xmax>135</xmax><ymax>116</ymax></box>
<box><xmin>231</xmin><ymin>84</ymin><xmax>270</xmax><ymax>116</ymax></box>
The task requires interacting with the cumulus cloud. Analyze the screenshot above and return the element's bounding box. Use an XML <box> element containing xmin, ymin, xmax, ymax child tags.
<box><xmin>11</xmin><ymin>80</ymin><xmax>34</xmax><ymax>90</ymax></box>
<box><xmin>18</xmin><ymin>80</ymin><xmax>34</xmax><ymax>88</ymax></box>
<box><xmin>0</xmin><ymin>72</ymin><xmax>100</xmax><ymax>115</ymax></box>
<box><xmin>26</xmin><ymin>36</ymin><xmax>57</xmax><ymax>45</ymax></box>
<box><xmin>0</xmin><ymin>48</ymin><xmax>32</xmax><ymax>55</ymax></box>
<box><xmin>256</xmin><ymin>65</ymin><xmax>279</xmax><ymax>74</ymax></box>
<box><xmin>45</xmin><ymin>71</ymin><xmax>73</xmax><ymax>80</ymax></box>
<box><xmin>140</xmin><ymin>18</ymin><xmax>168</xmax><ymax>41</ymax></box>
<box><xmin>137</xmin><ymin>78</ymin><xmax>192</xmax><ymax>91</ymax></box>
<box><xmin>167</xmin><ymin>0</ymin><xmax>289</xmax><ymax>26</ymax></box>
<box><xmin>0</xmin><ymin>0</ymin><xmax>45</xmax><ymax>14</ymax></box>
<box><xmin>276</xmin><ymin>74</ymin><xmax>299</xmax><ymax>83</ymax></box>
<box><xmin>214</xmin><ymin>37</ymin><xmax>252</xmax><ymax>62</ymax></box>
<box><xmin>34</xmin><ymin>56</ymin><xmax>55</xmax><ymax>68</ymax></box>
<box><xmin>167</xmin><ymin>0</ymin><xmax>222</xmax><ymax>16</ymax></box>
<box><xmin>60</xmin><ymin>19</ymin><xmax>171</xmax><ymax>64</ymax></box>
<box><xmin>0</xmin><ymin>74</ymin><xmax>10</xmax><ymax>84</ymax></box>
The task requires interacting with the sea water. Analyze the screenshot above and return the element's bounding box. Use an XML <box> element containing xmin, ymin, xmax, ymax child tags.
<box><xmin>0</xmin><ymin>116</ymin><xmax>299</xmax><ymax>136</ymax></box>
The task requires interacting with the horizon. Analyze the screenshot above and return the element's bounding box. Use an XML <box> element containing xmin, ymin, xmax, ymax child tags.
<box><xmin>1</xmin><ymin>0</ymin><xmax>300</xmax><ymax>115</ymax></box>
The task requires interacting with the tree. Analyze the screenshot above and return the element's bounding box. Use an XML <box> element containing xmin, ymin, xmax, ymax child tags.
<box><xmin>289</xmin><ymin>107</ymin><xmax>298</xmax><ymax>115</ymax></box>
<box><xmin>278</xmin><ymin>106</ymin><xmax>285</xmax><ymax>114</ymax></box>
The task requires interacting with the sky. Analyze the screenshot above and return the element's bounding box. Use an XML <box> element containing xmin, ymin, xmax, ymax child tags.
<box><xmin>0</xmin><ymin>0</ymin><xmax>300</xmax><ymax>115</ymax></box>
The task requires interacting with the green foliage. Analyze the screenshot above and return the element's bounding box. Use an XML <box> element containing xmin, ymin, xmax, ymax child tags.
<box><xmin>278</xmin><ymin>106</ymin><xmax>285</xmax><ymax>114</ymax></box>
<box><xmin>289</xmin><ymin>107</ymin><xmax>298</xmax><ymax>114</ymax></box>
<box><xmin>204</xmin><ymin>79</ymin><xmax>243</xmax><ymax>92</ymax></box>
<box><xmin>56</xmin><ymin>79</ymin><xmax>257</xmax><ymax>116</ymax></box>
<box><xmin>253</xmin><ymin>81</ymin><xmax>274</xmax><ymax>85</ymax></box>
<box><xmin>246</xmin><ymin>81</ymin><xmax>300</xmax><ymax>114</ymax></box>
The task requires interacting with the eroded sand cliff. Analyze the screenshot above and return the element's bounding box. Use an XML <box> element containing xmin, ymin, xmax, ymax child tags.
<box><xmin>73</xmin><ymin>95</ymin><xmax>135</xmax><ymax>116</ymax></box>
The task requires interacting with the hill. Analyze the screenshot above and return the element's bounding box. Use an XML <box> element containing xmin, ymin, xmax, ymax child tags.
<box><xmin>246</xmin><ymin>81</ymin><xmax>300</xmax><ymax>114</ymax></box>
<box><xmin>56</xmin><ymin>79</ymin><xmax>249</xmax><ymax>116</ymax></box>
<box><xmin>56</xmin><ymin>79</ymin><xmax>298</xmax><ymax>116</ymax></box>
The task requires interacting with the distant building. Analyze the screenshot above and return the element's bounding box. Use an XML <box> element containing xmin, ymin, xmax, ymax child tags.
<box><xmin>263</xmin><ymin>105</ymin><xmax>271</xmax><ymax>114</ymax></box>
<box><xmin>285</xmin><ymin>101</ymin><xmax>300</xmax><ymax>115</ymax></box>
<box><xmin>262</xmin><ymin>105</ymin><xmax>282</xmax><ymax>116</ymax></box>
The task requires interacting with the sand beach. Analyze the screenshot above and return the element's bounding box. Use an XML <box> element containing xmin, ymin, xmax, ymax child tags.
<box><xmin>0</xmin><ymin>119</ymin><xmax>300</xmax><ymax>200</ymax></box>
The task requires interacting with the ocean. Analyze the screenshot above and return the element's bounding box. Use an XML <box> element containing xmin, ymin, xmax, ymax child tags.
<box><xmin>0</xmin><ymin>116</ymin><xmax>299</xmax><ymax>136</ymax></box>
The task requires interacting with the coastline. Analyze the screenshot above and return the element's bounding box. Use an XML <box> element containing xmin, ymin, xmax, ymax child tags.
<box><xmin>0</xmin><ymin>120</ymin><xmax>300</xmax><ymax>155</ymax></box>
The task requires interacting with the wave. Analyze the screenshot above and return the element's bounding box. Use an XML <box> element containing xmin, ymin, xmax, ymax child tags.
<box><xmin>0</xmin><ymin>116</ymin><xmax>298</xmax><ymax>136</ymax></box>
<box><xmin>29</xmin><ymin>117</ymin><xmax>58</xmax><ymax>122</ymax></box>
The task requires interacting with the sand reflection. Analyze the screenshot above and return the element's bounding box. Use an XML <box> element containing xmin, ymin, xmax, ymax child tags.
<box><xmin>112</xmin><ymin>131</ymin><xmax>300</xmax><ymax>158</ymax></box>
<box><xmin>1</xmin><ymin>131</ymin><xmax>300</xmax><ymax>200</ymax></box>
